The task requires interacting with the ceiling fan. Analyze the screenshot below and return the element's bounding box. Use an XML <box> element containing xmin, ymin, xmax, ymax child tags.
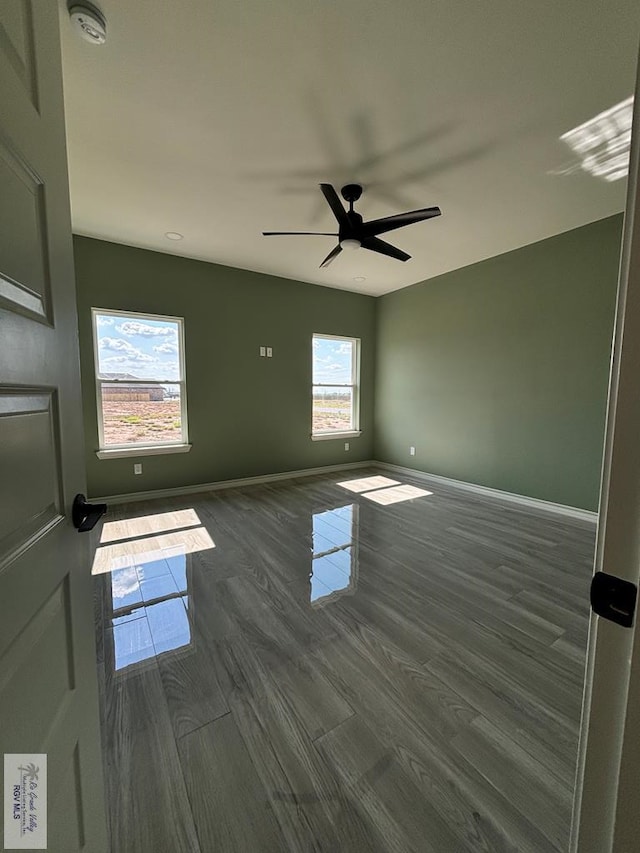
<box><xmin>263</xmin><ymin>183</ymin><xmax>441</xmax><ymax>268</ymax></box>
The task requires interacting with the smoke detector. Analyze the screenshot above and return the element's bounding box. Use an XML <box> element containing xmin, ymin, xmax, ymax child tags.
<box><xmin>69</xmin><ymin>3</ymin><xmax>107</xmax><ymax>45</ymax></box>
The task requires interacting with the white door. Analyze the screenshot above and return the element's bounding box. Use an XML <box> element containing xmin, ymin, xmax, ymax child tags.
<box><xmin>571</xmin><ymin>49</ymin><xmax>640</xmax><ymax>853</ymax></box>
<box><xmin>0</xmin><ymin>2</ymin><xmax>107</xmax><ymax>851</ymax></box>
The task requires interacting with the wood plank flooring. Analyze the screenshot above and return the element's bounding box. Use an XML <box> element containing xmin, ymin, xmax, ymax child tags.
<box><xmin>93</xmin><ymin>466</ymin><xmax>595</xmax><ymax>852</ymax></box>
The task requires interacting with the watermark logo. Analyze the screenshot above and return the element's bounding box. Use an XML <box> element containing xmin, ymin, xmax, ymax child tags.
<box><xmin>4</xmin><ymin>754</ymin><xmax>47</xmax><ymax>849</ymax></box>
<box><xmin>18</xmin><ymin>763</ymin><xmax>39</xmax><ymax>782</ymax></box>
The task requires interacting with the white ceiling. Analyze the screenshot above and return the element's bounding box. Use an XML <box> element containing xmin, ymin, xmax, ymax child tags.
<box><xmin>58</xmin><ymin>0</ymin><xmax>640</xmax><ymax>296</ymax></box>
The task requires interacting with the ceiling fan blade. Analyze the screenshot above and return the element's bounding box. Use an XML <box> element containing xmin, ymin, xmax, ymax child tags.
<box><xmin>362</xmin><ymin>206</ymin><xmax>441</xmax><ymax>238</ymax></box>
<box><xmin>319</xmin><ymin>183</ymin><xmax>350</xmax><ymax>227</ymax></box>
<box><xmin>263</xmin><ymin>231</ymin><xmax>337</xmax><ymax>236</ymax></box>
<box><xmin>361</xmin><ymin>236</ymin><xmax>411</xmax><ymax>262</ymax></box>
<box><xmin>319</xmin><ymin>244</ymin><xmax>343</xmax><ymax>268</ymax></box>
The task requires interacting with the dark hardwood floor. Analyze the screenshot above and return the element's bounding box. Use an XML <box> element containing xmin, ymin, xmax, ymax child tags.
<box><xmin>92</xmin><ymin>466</ymin><xmax>595</xmax><ymax>852</ymax></box>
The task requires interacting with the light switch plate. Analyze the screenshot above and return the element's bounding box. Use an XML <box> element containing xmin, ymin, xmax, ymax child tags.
<box><xmin>259</xmin><ymin>346</ymin><xmax>266</xmax><ymax>357</ymax></box>
<box><xmin>134</xmin><ymin>463</ymin><xmax>142</xmax><ymax>474</ymax></box>
<box><xmin>266</xmin><ymin>347</ymin><xmax>273</xmax><ymax>357</ymax></box>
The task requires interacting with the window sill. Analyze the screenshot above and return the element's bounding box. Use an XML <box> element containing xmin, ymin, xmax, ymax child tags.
<box><xmin>311</xmin><ymin>431</ymin><xmax>362</xmax><ymax>442</ymax></box>
<box><xmin>96</xmin><ymin>444</ymin><xmax>192</xmax><ymax>460</ymax></box>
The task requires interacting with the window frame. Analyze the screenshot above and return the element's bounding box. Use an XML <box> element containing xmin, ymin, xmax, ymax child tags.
<box><xmin>311</xmin><ymin>332</ymin><xmax>361</xmax><ymax>440</ymax></box>
<box><xmin>91</xmin><ymin>307</ymin><xmax>190</xmax><ymax>459</ymax></box>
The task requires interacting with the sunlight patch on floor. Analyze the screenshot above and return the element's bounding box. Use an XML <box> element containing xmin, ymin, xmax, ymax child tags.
<box><xmin>100</xmin><ymin>508</ymin><xmax>201</xmax><ymax>543</ymax></box>
<box><xmin>337</xmin><ymin>475</ymin><xmax>432</xmax><ymax>505</ymax></box>
<box><xmin>91</xmin><ymin>509</ymin><xmax>216</xmax><ymax>575</ymax></box>
<box><xmin>336</xmin><ymin>475</ymin><xmax>400</xmax><ymax>493</ymax></box>
<box><xmin>92</xmin><ymin>522</ymin><xmax>214</xmax><ymax>575</ymax></box>
<box><xmin>362</xmin><ymin>484</ymin><xmax>432</xmax><ymax>505</ymax></box>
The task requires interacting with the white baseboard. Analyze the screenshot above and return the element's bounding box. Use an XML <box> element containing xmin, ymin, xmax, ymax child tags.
<box><xmin>376</xmin><ymin>461</ymin><xmax>598</xmax><ymax>524</ymax></box>
<box><xmin>92</xmin><ymin>457</ymin><xmax>598</xmax><ymax>524</ymax></box>
<box><xmin>91</xmin><ymin>459</ymin><xmax>376</xmax><ymax>505</ymax></box>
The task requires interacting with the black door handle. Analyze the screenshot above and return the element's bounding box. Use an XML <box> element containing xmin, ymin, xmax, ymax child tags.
<box><xmin>72</xmin><ymin>494</ymin><xmax>107</xmax><ymax>533</ymax></box>
<box><xmin>590</xmin><ymin>571</ymin><xmax>637</xmax><ymax>628</ymax></box>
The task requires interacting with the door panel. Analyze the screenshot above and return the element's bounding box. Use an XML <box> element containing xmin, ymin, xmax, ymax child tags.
<box><xmin>0</xmin><ymin>390</ymin><xmax>61</xmax><ymax>556</ymax></box>
<box><xmin>0</xmin><ymin>2</ymin><xmax>107</xmax><ymax>851</ymax></box>
<box><xmin>0</xmin><ymin>141</ymin><xmax>49</xmax><ymax>317</ymax></box>
<box><xmin>0</xmin><ymin>0</ymin><xmax>38</xmax><ymax>110</ymax></box>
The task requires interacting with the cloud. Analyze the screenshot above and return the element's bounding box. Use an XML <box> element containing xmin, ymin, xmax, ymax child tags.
<box><xmin>315</xmin><ymin>362</ymin><xmax>346</xmax><ymax>373</ymax></box>
<box><xmin>102</xmin><ymin>354</ymin><xmax>156</xmax><ymax>366</ymax></box>
<box><xmin>96</xmin><ymin>316</ymin><xmax>114</xmax><ymax>327</ymax></box>
<box><xmin>100</xmin><ymin>337</ymin><xmax>137</xmax><ymax>353</ymax></box>
<box><xmin>100</xmin><ymin>338</ymin><xmax>155</xmax><ymax>362</ymax></box>
<box><xmin>117</xmin><ymin>321</ymin><xmax>177</xmax><ymax>338</ymax></box>
<box><xmin>111</xmin><ymin>567</ymin><xmax>140</xmax><ymax>601</ymax></box>
<box><xmin>336</xmin><ymin>342</ymin><xmax>352</xmax><ymax>354</ymax></box>
<box><xmin>153</xmin><ymin>341</ymin><xmax>178</xmax><ymax>354</ymax></box>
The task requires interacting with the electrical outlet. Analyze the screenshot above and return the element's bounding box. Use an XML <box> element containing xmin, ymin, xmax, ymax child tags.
<box><xmin>259</xmin><ymin>346</ymin><xmax>266</xmax><ymax>357</ymax></box>
<box><xmin>266</xmin><ymin>346</ymin><xmax>273</xmax><ymax>358</ymax></box>
<box><xmin>409</xmin><ymin>446</ymin><xmax>416</xmax><ymax>456</ymax></box>
<box><xmin>134</xmin><ymin>463</ymin><xmax>142</xmax><ymax>475</ymax></box>
<box><xmin>344</xmin><ymin>442</ymin><xmax>350</xmax><ymax>451</ymax></box>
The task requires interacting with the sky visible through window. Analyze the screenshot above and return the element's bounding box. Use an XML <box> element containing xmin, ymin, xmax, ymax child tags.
<box><xmin>96</xmin><ymin>313</ymin><xmax>180</xmax><ymax>381</ymax></box>
<box><xmin>312</xmin><ymin>337</ymin><xmax>355</xmax><ymax>433</ymax></box>
<box><xmin>313</xmin><ymin>336</ymin><xmax>353</xmax><ymax>385</ymax></box>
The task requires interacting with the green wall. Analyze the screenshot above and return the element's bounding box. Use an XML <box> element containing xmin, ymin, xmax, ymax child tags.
<box><xmin>74</xmin><ymin>237</ymin><xmax>376</xmax><ymax>498</ymax></box>
<box><xmin>374</xmin><ymin>215</ymin><xmax>623</xmax><ymax>511</ymax></box>
<box><xmin>75</xmin><ymin>215</ymin><xmax>622</xmax><ymax>509</ymax></box>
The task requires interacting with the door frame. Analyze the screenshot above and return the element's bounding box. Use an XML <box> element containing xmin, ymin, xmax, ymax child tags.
<box><xmin>571</xmin><ymin>45</ymin><xmax>640</xmax><ymax>853</ymax></box>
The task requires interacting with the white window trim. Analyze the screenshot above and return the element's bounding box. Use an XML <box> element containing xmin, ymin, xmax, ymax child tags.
<box><xmin>96</xmin><ymin>444</ymin><xmax>192</xmax><ymax>460</ymax></box>
<box><xmin>91</xmin><ymin>307</ymin><xmax>189</xmax><ymax>457</ymax></box>
<box><xmin>311</xmin><ymin>333</ymin><xmax>361</xmax><ymax>439</ymax></box>
<box><xmin>311</xmin><ymin>430</ymin><xmax>362</xmax><ymax>442</ymax></box>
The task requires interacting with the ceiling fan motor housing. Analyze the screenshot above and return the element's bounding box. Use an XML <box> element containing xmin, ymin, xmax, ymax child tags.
<box><xmin>341</xmin><ymin>184</ymin><xmax>363</xmax><ymax>204</ymax></box>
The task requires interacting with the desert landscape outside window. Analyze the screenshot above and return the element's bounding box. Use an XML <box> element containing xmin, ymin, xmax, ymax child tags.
<box><xmin>92</xmin><ymin>308</ymin><xmax>188</xmax><ymax>449</ymax></box>
<box><xmin>312</xmin><ymin>333</ymin><xmax>360</xmax><ymax>436</ymax></box>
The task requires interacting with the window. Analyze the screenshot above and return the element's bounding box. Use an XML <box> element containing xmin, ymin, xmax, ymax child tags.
<box><xmin>92</xmin><ymin>308</ymin><xmax>189</xmax><ymax>458</ymax></box>
<box><xmin>312</xmin><ymin>333</ymin><xmax>360</xmax><ymax>439</ymax></box>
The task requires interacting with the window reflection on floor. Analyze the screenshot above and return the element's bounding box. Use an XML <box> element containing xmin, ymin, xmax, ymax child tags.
<box><xmin>310</xmin><ymin>504</ymin><xmax>359</xmax><ymax>607</ymax></box>
<box><xmin>110</xmin><ymin>547</ymin><xmax>192</xmax><ymax>671</ymax></box>
<box><xmin>96</xmin><ymin>509</ymin><xmax>212</xmax><ymax>673</ymax></box>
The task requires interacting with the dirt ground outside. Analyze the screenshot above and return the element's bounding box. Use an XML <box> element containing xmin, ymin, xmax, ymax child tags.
<box><xmin>312</xmin><ymin>395</ymin><xmax>352</xmax><ymax>432</ymax></box>
<box><xmin>102</xmin><ymin>395</ymin><xmax>351</xmax><ymax>444</ymax></box>
<box><xmin>102</xmin><ymin>400</ymin><xmax>182</xmax><ymax>445</ymax></box>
